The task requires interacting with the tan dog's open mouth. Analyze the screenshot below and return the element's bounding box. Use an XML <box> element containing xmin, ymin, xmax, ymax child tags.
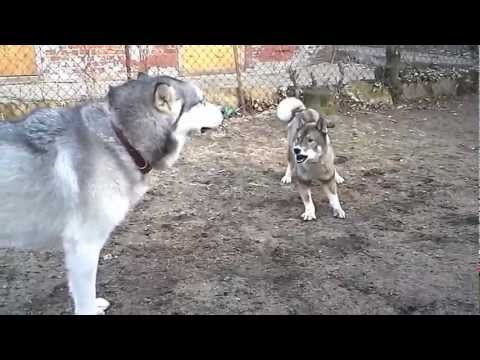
<box><xmin>296</xmin><ymin>154</ymin><xmax>308</xmax><ymax>163</ymax></box>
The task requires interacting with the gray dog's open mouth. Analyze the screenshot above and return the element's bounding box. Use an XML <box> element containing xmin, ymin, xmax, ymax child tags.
<box><xmin>296</xmin><ymin>155</ymin><xmax>307</xmax><ymax>163</ymax></box>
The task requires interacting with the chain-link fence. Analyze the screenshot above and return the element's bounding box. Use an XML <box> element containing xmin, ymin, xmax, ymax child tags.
<box><xmin>0</xmin><ymin>45</ymin><xmax>478</xmax><ymax>119</ymax></box>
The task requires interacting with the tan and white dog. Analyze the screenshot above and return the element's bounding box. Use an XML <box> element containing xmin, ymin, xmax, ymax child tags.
<box><xmin>277</xmin><ymin>98</ymin><xmax>345</xmax><ymax>221</ymax></box>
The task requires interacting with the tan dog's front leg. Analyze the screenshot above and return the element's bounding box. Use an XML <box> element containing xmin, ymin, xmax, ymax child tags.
<box><xmin>298</xmin><ymin>181</ymin><xmax>316</xmax><ymax>221</ymax></box>
<box><xmin>281</xmin><ymin>162</ymin><xmax>292</xmax><ymax>184</ymax></box>
<box><xmin>322</xmin><ymin>181</ymin><xmax>345</xmax><ymax>219</ymax></box>
<box><xmin>281</xmin><ymin>150</ymin><xmax>293</xmax><ymax>185</ymax></box>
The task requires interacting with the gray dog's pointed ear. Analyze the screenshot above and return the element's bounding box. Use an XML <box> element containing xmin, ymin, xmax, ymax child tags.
<box><xmin>154</xmin><ymin>82</ymin><xmax>176</xmax><ymax>113</ymax></box>
<box><xmin>316</xmin><ymin>116</ymin><xmax>328</xmax><ymax>134</ymax></box>
<box><xmin>137</xmin><ymin>72</ymin><xmax>150</xmax><ymax>80</ymax></box>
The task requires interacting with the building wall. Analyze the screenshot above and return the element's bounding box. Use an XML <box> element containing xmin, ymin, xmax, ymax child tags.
<box><xmin>0</xmin><ymin>45</ymin><xmax>300</xmax><ymax>105</ymax></box>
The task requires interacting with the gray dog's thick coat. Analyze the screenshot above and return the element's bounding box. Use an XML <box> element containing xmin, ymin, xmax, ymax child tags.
<box><xmin>0</xmin><ymin>73</ymin><xmax>223</xmax><ymax>314</ymax></box>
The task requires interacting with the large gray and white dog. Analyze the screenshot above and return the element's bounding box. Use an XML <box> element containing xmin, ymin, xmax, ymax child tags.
<box><xmin>277</xmin><ymin>97</ymin><xmax>346</xmax><ymax>221</ymax></box>
<box><xmin>0</xmin><ymin>73</ymin><xmax>223</xmax><ymax>315</ymax></box>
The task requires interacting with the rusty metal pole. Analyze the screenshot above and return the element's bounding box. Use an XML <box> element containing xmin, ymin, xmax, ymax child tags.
<box><xmin>233</xmin><ymin>45</ymin><xmax>246</xmax><ymax>111</ymax></box>
<box><xmin>385</xmin><ymin>45</ymin><xmax>402</xmax><ymax>105</ymax></box>
<box><xmin>329</xmin><ymin>45</ymin><xmax>337</xmax><ymax>64</ymax></box>
<box><xmin>124</xmin><ymin>45</ymin><xmax>133</xmax><ymax>79</ymax></box>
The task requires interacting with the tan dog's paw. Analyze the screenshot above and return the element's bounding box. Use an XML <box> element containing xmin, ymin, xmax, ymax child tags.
<box><xmin>335</xmin><ymin>172</ymin><xmax>345</xmax><ymax>185</ymax></box>
<box><xmin>333</xmin><ymin>207</ymin><xmax>346</xmax><ymax>219</ymax></box>
<box><xmin>301</xmin><ymin>209</ymin><xmax>316</xmax><ymax>221</ymax></box>
<box><xmin>281</xmin><ymin>174</ymin><xmax>292</xmax><ymax>184</ymax></box>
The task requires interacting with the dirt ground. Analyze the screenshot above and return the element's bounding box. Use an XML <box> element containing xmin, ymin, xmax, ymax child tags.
<box><xmin>0</xmin><ymin>95</ymin><xmax>478</xmax><ymax>315</ymax></box>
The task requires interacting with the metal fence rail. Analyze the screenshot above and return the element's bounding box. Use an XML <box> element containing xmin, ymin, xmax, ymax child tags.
<box><xmin>0</xmin><ymin>45</ymin><xmax>477</xmax><ymax>119</ymax></box>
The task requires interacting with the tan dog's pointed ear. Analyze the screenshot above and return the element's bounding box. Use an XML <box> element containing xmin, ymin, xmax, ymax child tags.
<box><xmin>303</xmin><ymin>109</ymin><xmax>319</xmax><ymax>123</ymax></box>
<box><xmin>316</xmin><ymin>115</ymin><xmax>328</xmax><ymax>134</ymax></box>
<box><xmin>154</xmin><ymin>83</ymin><xmax>176</xmax><ymax>113</ymax></box>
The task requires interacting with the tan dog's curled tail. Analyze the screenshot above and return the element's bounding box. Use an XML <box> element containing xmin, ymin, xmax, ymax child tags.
<box><xmin>277</xmin><ymin>97</ymin><xmax>305</xmax><ymax>123</ymax></box>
